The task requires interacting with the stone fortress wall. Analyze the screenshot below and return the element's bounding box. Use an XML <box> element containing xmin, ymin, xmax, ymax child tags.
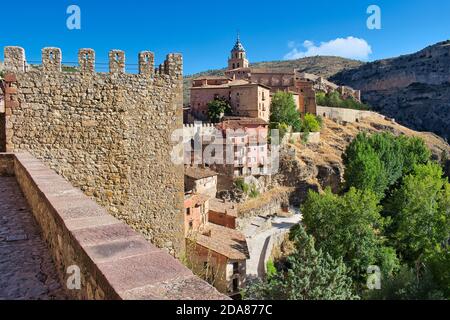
<box><xmin>1</xmin><ymin>46</ymin><xmax>185</xmax><ymax>255</ymax></box>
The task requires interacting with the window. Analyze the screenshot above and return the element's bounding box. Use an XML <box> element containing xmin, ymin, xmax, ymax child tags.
<box><xmin>186</xmin><ymin>208</ymin><xmax>191</xmax><ymax>215</ymax></box>
<box><xmin>189</xmin><ymin>221</ymin><xmax>193</xmax><ymax>229</ymax></box>
<box><xmin>233</xmin><ymin>262</ymin><xmax>239</xmax><ymax>274</ymax></box>
<box><xmin>237</xmin><ymin>63</ymin><xmax>240</xmax><ymax>68</ymax></box>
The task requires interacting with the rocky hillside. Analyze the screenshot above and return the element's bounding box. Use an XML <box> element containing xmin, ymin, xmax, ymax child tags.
<box><xmin>184</xmin><ymin>56</ymin><xmax>363</xmax><ymax>104</ymax></box>
<box><xmin>331</xmin><ymin>40</ymin><xmax>450</xmax><ymax>140</ymax></box>
<box><xmin>275</xmin><ymin>116</ymin><xmax>450</xmax><ymax>204</ymax></box>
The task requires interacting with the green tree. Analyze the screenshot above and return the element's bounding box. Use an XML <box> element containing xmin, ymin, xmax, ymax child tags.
<box><xmin>244</xmin><ymin>225</ymin><xmax>358</xmax><ymax>300</ymax></box>
<box><xmin>386</xmin><ymin>163</ymin><xmax>450</xmax><ymax>265</ymax></box>
<box><xmin>302</xmin><ymin>113</ymin><xmax>321</xmax><ymax>133</ymax></box>
<box><xmin>366</xmin><ymin>265</ymin><xmax>445</xmax><ymax>300</ymax></box>
<box><xmin>368</xmin><ymin>133</ymin><xmax>404</xmax><ymax>187</ymax></box>
<box><xmin>207</xmin><ymin>97</ymin><xmax>231</xmax><ymax>123</ymax></box>
<box><xmin>343</xmin><ymin>134</ymin><xmax>388</xmax><ymax>197</ymax></box>
<box><xmin>397</xmin><ymin>135</ymin><xmax>431</xmax><ymax>175</ymax></box>
<box><xmin>270</xmin><ymin>92</ymin><xmax>302</xmax><ymax>132</ymax></box>
<box><xmin>316</xmin><ymin>91</ymin><xmax>370</xmax><ymax>110</ymax></box>
<box><xmin>343</xmin><ymin>133</ymin><xmax>431</xmax><ymax>198</ymax></box>
<box><xmin>302</xmin><ymin>188</ymin><xmax>399</xmax><ymax>283</ymax></box>
<box><xmin>427</xmin><ymin>249</ymin><xmax>450</xmax><ymax>298</ymax></box>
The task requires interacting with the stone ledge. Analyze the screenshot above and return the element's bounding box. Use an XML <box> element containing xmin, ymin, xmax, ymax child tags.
<box><xmin>0</xmin><ymin>152</ymin><xmax>227</xmax><ymax>300</ymax></box>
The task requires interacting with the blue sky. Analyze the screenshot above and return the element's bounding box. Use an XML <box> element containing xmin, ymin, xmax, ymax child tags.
<box><xmin>1</xmin><ymin>0</ymin><xmax>449</xmax><ymax>75</ymax></box>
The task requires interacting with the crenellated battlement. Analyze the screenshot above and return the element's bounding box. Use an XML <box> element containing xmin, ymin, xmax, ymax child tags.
<box><xmin>1</xmin><ymin>45</ymin><xmax>185</xmax><ymax>256</ymax></box>
<box><xmin>3</xmin><ymin>46</ymin><xmax>182</xmax><ymax>79</ymax></box>
<box><xmin>183</xmin><ymin>122</ymin><xmax>216</xmax><ymax>128</ymax></box>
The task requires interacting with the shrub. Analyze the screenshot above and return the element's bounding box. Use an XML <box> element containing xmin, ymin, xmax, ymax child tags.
<box><xmin>249</xmin><ymin>184</ymin><xmax>260</xmax><ymax>198</ymax></box>
<box><xmin>207</xmin><ymin>97</ymin><xmax>232</xmax><ymax>123</ymax></box>
<box><xmin>302</xmin><ymin>113</ymin><xmax>321</xmax><ymax>133</ymax></box>
<box><xmin>316</xmin><ymin>91</ymin><xmax>370</xmax><ymax>110</ymax></box>
<box><xmin>270</xmin><ymin>92</ymin><xmax>302</xmax><ymax>131</ymax></box>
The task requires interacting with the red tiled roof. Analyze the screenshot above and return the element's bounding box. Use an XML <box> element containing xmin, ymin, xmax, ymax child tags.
<box><xmin>195</xmin><ymin>224</ymin><xmax>249</xmax><ymax>260</ymax></box>
<box><xmin>220</xmin><ymin>117</ymin><xmax>268</xmax><ymax>130</ymax></box>
<box><xmin>193</xmin><ymin>75</ymin><xmax>231</xmax><ymax>81</ymax></box>
<box><xmin>185</xmin><ymin>167</ymin><xmax>217</xmax><ymax>180</ymax></box>
<box><xmin>209</xmin><ymin>198</ymin><xmax>238</xmax><ymax>217</ymax></box>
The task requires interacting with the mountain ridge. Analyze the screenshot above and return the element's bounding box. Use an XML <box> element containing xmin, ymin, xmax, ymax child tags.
<box><xmin>331</xmin><ymin>40</ymin><xmax>450</xmax><ymax>140</ymax></box>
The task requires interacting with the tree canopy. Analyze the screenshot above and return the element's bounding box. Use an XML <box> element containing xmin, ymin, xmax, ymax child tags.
<box><xmin>386</xmin><ymin>163</ymin><xmax>450</xmax><ymax>265</ymax></box>
<box><xmin>270</xmin><ymin>92</ymin><xmax>302</xmax><ymax>132</ymax></box>
<box><xmin>207</xmin><ymin>97</ymin><xmax>231</xmax><ymax>123</ymax></box>
<box><xmin>343</xmin><ymin>132</ymin><xmax>431</xmax><ymax>198</ymax></box>
<box><xmin>244</xmin><ymin>225</ymin><xmax>358</xmax><ymax>300</ymax></box>
<box><xmin>302</xmin><ymin>187</ymin><xmax>399</xmax><ymax>284</ymax></box>
<box><xmin>316</xmin><ymin>91</ymin><xmax>370</xmax><ymax>110</ymax></box>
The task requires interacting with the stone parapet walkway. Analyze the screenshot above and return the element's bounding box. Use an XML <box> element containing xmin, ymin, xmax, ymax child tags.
<box><xmin>0</xmin><ymin>176</ymin><xmax>67</xmax><ymax>300</ymax></box>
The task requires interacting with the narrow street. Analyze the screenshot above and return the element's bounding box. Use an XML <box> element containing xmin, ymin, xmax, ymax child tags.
<box><xmin>244</xmin><ymin>211</ymin><xmax>302</xmax><ymax>279</ymax></box>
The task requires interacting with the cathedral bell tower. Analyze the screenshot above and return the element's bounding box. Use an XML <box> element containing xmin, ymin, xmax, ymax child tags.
<box><xmin>228</xmin><ymin>35</ymin><xmax>249</xmax><ymax>70</ymax></box>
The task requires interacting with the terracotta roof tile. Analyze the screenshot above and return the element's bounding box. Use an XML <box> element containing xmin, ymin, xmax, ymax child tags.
<box><xmin>194</xmin><ymin>224</ymin><xmax>249</xmax><ymax>260</ymax></box>
<box><xmin>209</xmin><ymin>198</ymin><xmax>238</xmax><ymax>217</ymax></box>
<box><xmin>185</xmin><ymin>167</ymin><xmax>217</xmax><ymax>180</ymax></box>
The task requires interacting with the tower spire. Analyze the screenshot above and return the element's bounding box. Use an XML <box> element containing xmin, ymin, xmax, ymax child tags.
<box><xmin>228</xmin><ymin>32</ymin><xmax>249</xmax><ymax>70</ymax></box>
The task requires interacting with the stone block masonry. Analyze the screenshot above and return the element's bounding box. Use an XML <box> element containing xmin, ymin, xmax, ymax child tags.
<box><xmin>0</xmin><ymin>152</ymin><xmax>225</xmax><ymax>299</ymax></box>
<box><xmin>2</xmin><ymin>46</ymin><xmax>184</xmax><ymax>255</ymax></box>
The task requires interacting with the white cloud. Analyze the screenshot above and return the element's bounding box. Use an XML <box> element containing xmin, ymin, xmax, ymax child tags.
<box><xmin>284</xmin><ymin>36</ymin><xmax>372</xmax><ymax>61</ymax></box>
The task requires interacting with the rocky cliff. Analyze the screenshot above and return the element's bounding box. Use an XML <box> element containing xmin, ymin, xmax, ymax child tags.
<box><xmin>331</xmin><ymin>40</ymin><xmax>450</xmax><ymax>140</ymax></box>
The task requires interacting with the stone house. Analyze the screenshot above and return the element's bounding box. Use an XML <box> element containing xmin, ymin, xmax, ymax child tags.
<box><xmin>183</xmin><ymin>191</ymin><xmax>249</xmax><ymax>297</ymax></box>
<box><xmin>184</xmin><ymin>166</ymin><xmax>218</xmax><ymax>198</ymax></box>
<box><xmin>209</xmin><ymin>117</ymin><xmax>270</xmax><ymax>177</ymax></box>
<box><xmin>298</xmin><ymin>72</ymin><xmax>361</xmax><ymax>101</ymax></box>
<box><xmin>183</xmin><ymin>193</ymin><xmax>210</xmax><ymax>237</ymax></box>
<box><xmin>187</xmin><ymin>223</ymin><xmax>249</xmax><ymax>297</ymax></box>
<box><xmin>190</xmin><ymin>77</ymin><xmax>271</xmax><ymax>122</ymax></box>
<box><xmin>208</xmin><ymin>198</ymin><xmax>238</xmax><ymax>229</ymax></box>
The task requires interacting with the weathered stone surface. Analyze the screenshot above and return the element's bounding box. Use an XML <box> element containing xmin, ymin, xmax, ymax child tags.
<box><xmin>120</xmin><ymin>275</ymin><xmax>228</xmax><ymax>300</ymax></box>
<box><xmin>1</xmin><ymin>152</ymin><xmax>226</xmax><ymax>300</ymax></box>
<box><xmin>98</xmin><ymin>252</ymin><xmax>193</xmax><ymax>292</ymax></box>
<box><xmin>2</xmin><ymin>46</ymin><xmax>185</xmax><ymax>255</ymax></box>
<box><xmin>84</xmin><ymin>236</ymin><xmax>159</xmax><ymax>263</ymax></box>
<box><xmin>0</xmin><ymin>175</ymin><xmax>67</xmax><ymax>300</ymax></box>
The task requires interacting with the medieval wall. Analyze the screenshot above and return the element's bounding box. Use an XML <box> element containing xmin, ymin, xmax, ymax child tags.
<box><xmin>2</xmin><ymin>46</ymin><xmax>184</xmax><ymax>255</ymax></box>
